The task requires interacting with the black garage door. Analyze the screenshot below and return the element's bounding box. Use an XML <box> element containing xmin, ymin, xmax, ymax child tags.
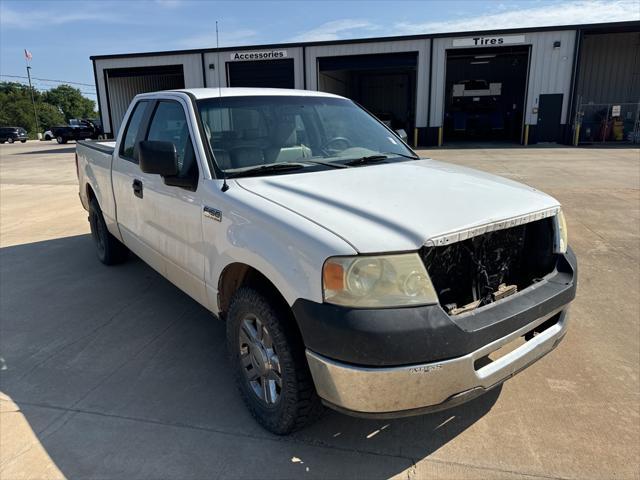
<box><xmin>227</xmin><ymin>59</ymin><xmax>295</xmax><ymax>89</ymax></box>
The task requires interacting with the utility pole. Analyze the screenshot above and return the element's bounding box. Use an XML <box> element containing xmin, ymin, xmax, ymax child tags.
<box><xmin>24</xmin><ymin>50</ymin><xmax>40</xmax><ymax>136</ymax></box>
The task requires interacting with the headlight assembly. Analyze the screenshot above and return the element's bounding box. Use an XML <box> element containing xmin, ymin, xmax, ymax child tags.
<box><xmin>555</xmin><ymin>209</ymin><xmax>568</xmax><ymax>253</ymax></box>
<box><xmin>322</xmin><ymin>253</ymin><xmax>438</xmax><ymax>307</ymax></box>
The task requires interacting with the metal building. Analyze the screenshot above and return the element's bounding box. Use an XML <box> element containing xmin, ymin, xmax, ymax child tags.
<box><xmin>91</xmin><ymin>20</ymin><xmax>640</xmax><ymax>146</ymax></box>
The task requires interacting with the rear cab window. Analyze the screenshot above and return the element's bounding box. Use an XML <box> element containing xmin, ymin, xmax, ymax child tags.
<box><xmin>119</xmin><ymin>100</ymin><xmax>149</xmax><ymax>162</ymax></box>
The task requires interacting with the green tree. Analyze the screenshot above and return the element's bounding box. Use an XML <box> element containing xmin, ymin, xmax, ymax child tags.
<box><xmin>43</xmin><ymin>84</ymin><xmax>96</xmax><ymax>121</ymax></box>
<box><xmin>0</xmin><ymin>82</ymin><xmax>94</xmax><ymax>137</ymax></box>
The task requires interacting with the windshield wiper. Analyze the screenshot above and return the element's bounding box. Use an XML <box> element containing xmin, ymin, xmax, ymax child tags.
<box><xmin>343</xmin><ymin>155</ymin><xmax>389</xmax><ymax>166</ymax></box>
<box><xmin>227</xmin><ymin>162</ymin><xmax>307</xmax><ymax>178</ymax></box>
<box><xmin>343</xmin><ymin>151</ymin><xmax>420</xmax><ymax>166</ymax></box>
<box><xmin>299</xmin><ymin>159</ymin><xmax>349</xmax><ymax>168</ymax></box>
<box><xmin>381</xmin><ymin>151</ymin><xmax>420</xmax><ymax>160</ymax></box>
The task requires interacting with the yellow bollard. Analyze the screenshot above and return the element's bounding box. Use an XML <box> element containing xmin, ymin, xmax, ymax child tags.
<box><xmin>413</xmin><ymin>128</ymin><xmax>418</xmax><ymax>148</ymax></box>
<box><xmin>524</xmin><ymin>124</ymin><xmax>530</xmax><ymax>146</ymax></box>
<box><xmin>438</xmin><ymin>127</ymin><xmax>443</xmax><ymax>147</ymax></box>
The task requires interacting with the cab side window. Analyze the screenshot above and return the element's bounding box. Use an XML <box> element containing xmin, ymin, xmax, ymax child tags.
<box><xmin>119</xmin><ymin>100</ymin><xmax>149</xmax><ymax>162</ymax></box>
<box><xmin>146</xmin><ymin>101</ymin><xmax>198</xmax><ymax>180</ymax></box>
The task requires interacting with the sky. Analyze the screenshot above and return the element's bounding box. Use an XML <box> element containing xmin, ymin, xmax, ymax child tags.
<box><xmin>1</xmin><ymin>0</ymin><xmax>639</xmax><ymax>101</ymax></box>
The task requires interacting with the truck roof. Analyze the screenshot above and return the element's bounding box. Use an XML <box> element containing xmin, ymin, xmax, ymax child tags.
<box><xmin>153</xmin><ymin>87</ymin><xmax>344</xmax><ymax>100</ymax></box>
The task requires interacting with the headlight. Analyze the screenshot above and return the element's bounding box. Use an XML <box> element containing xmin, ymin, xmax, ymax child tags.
<box><xmin>322</xmin><ymin>253</ymin><xmax>438</xmax><ymax>307</ymax></box>
<box><xmin>555</xmin><ymin>209</ymin><xmax>568</xmax><ymax>253</ymax></box>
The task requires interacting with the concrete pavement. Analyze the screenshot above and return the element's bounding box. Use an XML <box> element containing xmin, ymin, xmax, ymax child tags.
<box><xmin>1</xmin><ymin>141</ymin><xmax>639</xmax><ymax>479</ymax></box>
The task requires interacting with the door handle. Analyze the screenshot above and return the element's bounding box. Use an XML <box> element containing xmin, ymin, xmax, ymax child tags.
<box><xmin>132</xmin><ymin>179</ymin><xmax>143</xmax><ymax>198</ymax></box>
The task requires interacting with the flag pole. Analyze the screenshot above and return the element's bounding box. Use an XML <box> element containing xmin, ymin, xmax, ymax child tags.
<box><xmin>24</xmin><ymin>50</ymin><xmax>40</xmax><ymax>137</ymax></box>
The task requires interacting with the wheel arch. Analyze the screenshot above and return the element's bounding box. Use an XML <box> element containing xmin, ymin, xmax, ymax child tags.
<box><xmin>218</xmin><ymin>262</ymin><xmax>291</xmax><ymax>318</ymax></box>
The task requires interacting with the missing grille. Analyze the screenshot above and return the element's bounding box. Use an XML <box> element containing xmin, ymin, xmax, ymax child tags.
<box><xmin>422</xmin><ymin>218</ymin><xmax>556</xmax><ymax>315</ymax></box>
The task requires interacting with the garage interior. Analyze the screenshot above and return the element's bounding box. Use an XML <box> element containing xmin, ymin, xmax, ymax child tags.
<box><xmin>574</xmin><ymin>29</ymin><xmax>640</xmax><ymax>144</ymax></box>
<box><xmin>318</xmin><ymin>52</ymin><xmax>417</xmax><ymax>134</ymax></box>
<box><xmin>226</xmin><ymin>59</ymin><xmax>295</xmax><ymax>89</ymax></box>
<box><xmin>105</xmin><ymin>65</ymin><xmax>185</xmax><ymax>134</ymax></box>
<box><xmin>443</xmin><ymin>46</ymin><xmax>529</xmax><ymax>143</ymax></box>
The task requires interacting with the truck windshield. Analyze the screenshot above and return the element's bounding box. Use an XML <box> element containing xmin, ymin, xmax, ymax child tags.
<box><xmin>196</xmin><ymin>95</ymin><xmax>416</xmax><ymax>173</ymax></box>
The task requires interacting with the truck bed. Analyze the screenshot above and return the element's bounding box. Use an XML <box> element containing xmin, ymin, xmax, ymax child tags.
<box><xmin>77</xmin><ymin>140</ymin><xmax>115</xmax><ymax>155</ymax></box>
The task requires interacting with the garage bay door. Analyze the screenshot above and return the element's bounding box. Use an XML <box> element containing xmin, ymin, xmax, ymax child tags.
<box><xmin>226</xmin><ymin>59</ymin><xmax>295</xmax><ymax>89</ymax></box>
<box><xmin>105</xmin><ymin>65</ymin><xmax>185</xmax><ymax>136</ymax></box>
<box><xmin>317</xmin><ymin>52</ymin><xmax>418</xmax><ymax>135</ymax></box>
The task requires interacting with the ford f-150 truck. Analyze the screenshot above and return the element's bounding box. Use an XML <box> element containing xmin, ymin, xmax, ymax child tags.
<box><xmin>77</xmin><ymin>88</ymin><xmax>576</xmax><ymax>434</ymax></box>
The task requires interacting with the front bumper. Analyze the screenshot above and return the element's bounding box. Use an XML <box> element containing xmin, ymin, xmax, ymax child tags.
<box><xmin>307</xmin><ymin>308</ymin><xmax>568</xmax><ymax>417</ymax></box>
<box><xmin>295</xmin><ymin>249</ymin><xmax>577</xmax><ymax>417</ymax></box>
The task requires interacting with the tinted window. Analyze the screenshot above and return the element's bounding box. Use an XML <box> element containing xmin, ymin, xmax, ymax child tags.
<box><xmin>146</xmin><ymin>101</ymin><xmax>196</xmax><ymax>178</ymax></box>
<box><xmin>120</xmin><ymin>101</ymin><xmax>148</xmax><ymax>161</ymax></box>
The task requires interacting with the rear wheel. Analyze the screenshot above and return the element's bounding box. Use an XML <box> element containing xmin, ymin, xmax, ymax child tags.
<box><xmin>88</xmin><ymin>197</ymin><xmax>128</xmax><ymax>265</ymax></box>
<box><xmin>227</xmin><ymin>287</ymin><xmax>322</xmax><ymax>434</ymax></box>
<box><xmin>56</xmin><ymin>136</ymin><xmax>67</xmax><ymax>144</ymax></box>
<box><xmin>7</xmin><ymin>138</ymin><xmax>14</xmax><ymax>144</ymax></box>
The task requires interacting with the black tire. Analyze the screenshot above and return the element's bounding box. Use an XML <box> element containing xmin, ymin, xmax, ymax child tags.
<box><xmin>227</xmin><ymin>287</ymin><xmax>322</xmax><ymax>435</ymax></box>
<box><xmin>0</xmin><ymin>141</ymin><xmax>5</xmax><ymax>144</ymax></box>
<box><xmin>7</xmin><ymin>138</ymin><xmax>14</xmax><ymax>144</ymax></box>
<box><xmin>56</xmin><ymin>136</ymin><xmax>67</xmax><ymax>144</ymax></box>
<box><xmin>20</xmin><ymin>140</ymin><xmax>27</xmax><ymax>143</ymax></box>
<box><xmin>88</xmin><ymin>197</ymin><xmax>128</xmax><ymax>265</ymax></box>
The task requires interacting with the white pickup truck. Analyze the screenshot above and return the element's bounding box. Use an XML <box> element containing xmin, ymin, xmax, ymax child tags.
<box><xmin>77</xmin><ymin>88</ymin><xmax>577</xmax><ymax>434</ymax></box>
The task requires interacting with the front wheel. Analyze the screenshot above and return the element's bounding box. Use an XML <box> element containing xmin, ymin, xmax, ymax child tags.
<box><xmin>56</xmin><ymin>136</ymin><xmax>67</xmax><ymax>144</ymax></box>
<box><xmin>227</xmin><ymin>287</ymin><xmax>322</xmax><ymax>434</ymax></box>
<box><xmin>88</xmin><ymin>197</ymin><xmax>128</xmax><ymax>265</ymax></box>
<box><xmin>20</xmin><ymin>140</ymin><xmax>27</xmax><ymax>143</ymax></box>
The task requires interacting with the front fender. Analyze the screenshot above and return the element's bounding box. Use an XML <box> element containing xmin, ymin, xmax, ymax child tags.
<box><xmin>200</xmin><ymin>181</ymin><xmax>355</xmax><ymax>314</ymax></box>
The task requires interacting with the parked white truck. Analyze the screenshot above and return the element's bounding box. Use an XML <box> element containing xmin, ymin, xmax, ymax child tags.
<box><xmin>76</xmin><ymin>88</ymin><xmax>576</xmax><ymax>434</ymax></box>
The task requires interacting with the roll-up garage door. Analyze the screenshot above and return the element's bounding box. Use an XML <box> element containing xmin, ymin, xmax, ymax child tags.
<box><xmin>227</xmin><ymin>59</ymin><xmax>295</xmax><ymax>89</ymax></box>
<box><xmin>105</xmin><ymin>65</ymin><xmax>185</xmax><ymax>136</ymax></box>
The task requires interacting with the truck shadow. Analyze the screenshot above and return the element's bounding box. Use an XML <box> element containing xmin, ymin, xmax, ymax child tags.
<box><xmin>17</xmin><ymin>146</ymin><xmax>77</xmax><ymax>155</ymax></box>
<box><xmin>0</xmin><ymin>234</ymin><xmax>500</xmax><ymax>479</ymax></box>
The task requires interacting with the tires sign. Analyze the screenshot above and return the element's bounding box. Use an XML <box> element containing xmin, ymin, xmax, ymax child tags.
<box><xmin>452</xmin><ymin>35</ymin><xmax>526</xmax><ymax>47</ymax></box>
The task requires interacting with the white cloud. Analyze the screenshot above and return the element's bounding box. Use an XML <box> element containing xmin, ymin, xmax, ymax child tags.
<box><xmin>0</xmin><ymin>4</ymin><xmax>124</xmax><ymax>29</ymax></box>
<box><xmin>393</xmin><ymin>0</ymin><xmax>640</xmax><ymax>35</ymax></box>
<box><xmin>179</xmin><ymin>29</ymin><xmax>259</xmax><ymax>48</ymax></box>
<box><xmin>285</xmin><ymin>1</ymin><xmax>638</xmax><ymax>45</ymax></box>
<box><xmin>289</xmin><ymin>19</ymin><xmax>378</xmax><ymax>42</ymax></box>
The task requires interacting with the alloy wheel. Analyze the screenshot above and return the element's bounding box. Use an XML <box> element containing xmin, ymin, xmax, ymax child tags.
<box><xmin>239</xmin><ymin>313</ymin><xmax>282</xmax><ymax>405</ymax></box>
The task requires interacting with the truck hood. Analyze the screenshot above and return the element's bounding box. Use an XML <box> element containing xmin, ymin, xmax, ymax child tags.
<box><xmin>236</xmin><ymin>159</ymin><xmax>560</xmax><ymax>253</ymax></box>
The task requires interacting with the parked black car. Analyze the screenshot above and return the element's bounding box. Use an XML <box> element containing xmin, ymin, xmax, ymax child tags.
<box><xmin>51</xmin><ymin>119</ymin><xmax>102</xmax><ymax>144</ymax></box>
<box><xmin>0</xmin><ymin>127</ymin><xmax>28</xmax><ymax>144</ymax></box>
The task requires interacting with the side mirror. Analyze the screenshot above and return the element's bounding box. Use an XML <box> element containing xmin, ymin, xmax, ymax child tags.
<box><xmin>139</xmin><ymin>140</ymin><xmax>178</xmax><ymax>177</ymax></box>
<box><xmin>395</xmin><ymin>129</ymin><xmax>408</xmax><ymax>143</ymax></box>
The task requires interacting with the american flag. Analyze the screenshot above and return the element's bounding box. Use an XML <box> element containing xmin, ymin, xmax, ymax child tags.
<box><xmin>24</xmin><ymin>49</ymin><xmax>32</xmax><ymax>61</ymax></box>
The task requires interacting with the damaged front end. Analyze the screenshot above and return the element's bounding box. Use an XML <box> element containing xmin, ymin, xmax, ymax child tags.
<box><xmin>421</xmin><ymin>217</ymin><xmax>557</xmax><ymax>315</ymax></box>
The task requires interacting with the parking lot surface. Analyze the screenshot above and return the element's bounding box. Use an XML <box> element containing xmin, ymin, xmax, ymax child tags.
<box><xmin>1</xmin><ymin>141</ymin><xmax>639</xmax><ymax>479</ymax></box>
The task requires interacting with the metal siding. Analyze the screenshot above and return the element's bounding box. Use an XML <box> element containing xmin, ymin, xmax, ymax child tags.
<box><xmin>203</xmin><ymin>47</ymin><xmax>304</xmax><ymax>89</ymax></box>
<box><xmin>576</xmin><ymin>31</ymin><xmax>640</xmax><ymax>104</ymax></box>
<box><xmin>305</xmin><ymin>39</ymin><xmax>430</xmax><ymax>128</ymax></box>
<box><xmin>430</xmin><ymin>31</ymin><xmax>576</xmax><ymax>126</ymax></box>
<box><xmin>95</xmin><ymin>54</ymin><xmax>204</xmax><ymax>134</ymax></box>
<box><xmin>525</xmin><ymin>31</ymin><xmax>576</xmax><ymax>125</ymax></box>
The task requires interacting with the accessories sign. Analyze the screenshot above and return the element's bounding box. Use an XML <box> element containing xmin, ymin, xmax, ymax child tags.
<box><xmin>452</xmin><ymin>35</ymin><xmax>526</xmax><ymax>47</ymax></box>
<box><xmin>231</xmin><ymin>50</ymin><xmax>288</xmax><ymax>60</ymax></box>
